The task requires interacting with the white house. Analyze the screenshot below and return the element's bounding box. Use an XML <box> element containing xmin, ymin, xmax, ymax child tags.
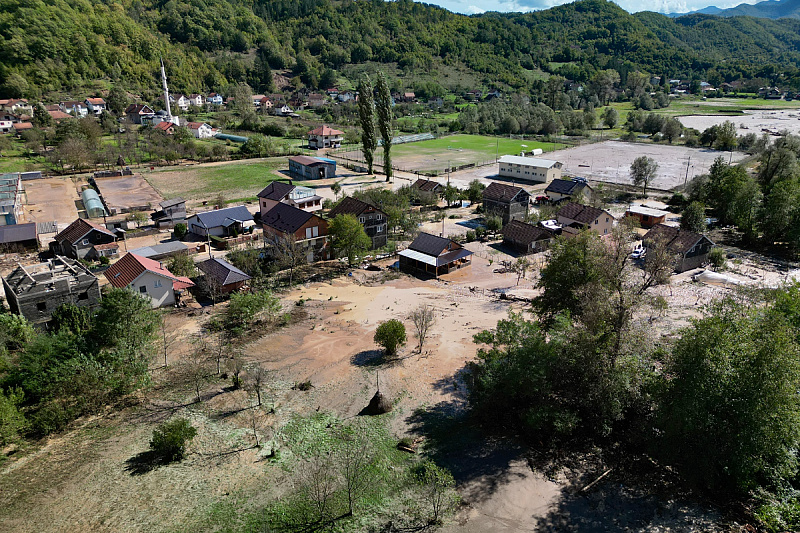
<box><xmin>277</xmin><ymin>104</ymin><xmax>295</xmax><ymax>116</ymax></box>
<box><xmin>85</xmin><ymin>97</ymin><xmax>106</xmax><ymax>116</ymax></box>
<box><xmin>188</xmin><ymin>94</ymin><xmax>204</xmax><ymax>107</ymax></box>
<box><xmin>104</xmin><ymin>253</ymin><xmax>194</xmax><ymax>308</ymax></box>
<box><xmin>498</xmin><ymin>155</ymin><xmax>563</xmax><ymax>184</ymax></box>
<box><xmin>0</xmin><ymin>121</ymin><xmax>12</xmax><ymax>134</ymax></box>
<box><xmin>308</xmin><ymin>125</ymin><xmax>344</xmax><ymax>149</ymax></box>
<box><xmin>207</xmin><ymin>93</ymin><xmax>224</xmax><ymax>106</ymax></box>
<box><xmin>186</xmin><ymin>121</ymin><xmax>215</xmax><ymax>139</ymax></box>
<box><xmin>170</xmin><ymin>94</ymin><xmax>190</xmax><ymax>111</ymax></box>
<box><xmin>60</xmin><ymin>101</ymin><xmax>88</xmax><ymax>118</ymax></box>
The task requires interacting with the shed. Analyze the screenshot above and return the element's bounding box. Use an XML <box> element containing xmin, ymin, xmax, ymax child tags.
<box><xmin>398</xmin><ymin>232</ymin><xmax>472</xmax><ymax>278</ymax></box>
<box><xmin>502</xmin><ymin>220</ymin><xmax>552</xmax><ymax>254</ymax></box>
<box><xmin>197</xmin><ymin>257</ymin><xmax>251</xmax><ymax>293</ymax></box>
<box><xmin>81</xmin><ymin>188</ymin><xmax>107</xmax><ymax>218</ymax></box>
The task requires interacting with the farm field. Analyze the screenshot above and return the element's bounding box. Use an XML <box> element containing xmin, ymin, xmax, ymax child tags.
<box><xmin>143</xmin><ymin>159</ymin><xmax>289</xmax><ymax>205</ymax></box>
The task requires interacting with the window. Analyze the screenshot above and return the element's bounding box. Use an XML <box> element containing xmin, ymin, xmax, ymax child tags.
<box><xmin>312</xmin><ymin>226</ymin><xmax>319</xmax><ymax>237</ymax></box>
<box><xmin>37</xmin><ymin>302</ymin><xmax>46</xmax><ymax>312</ymax></box>
<box><xmin>154</xmin><ymin>279</ymin><xmax>162</xmax><ymax>288</ymax></box>
<box><xmin>305</xmin><ymin>227</ymin><xmax>312</xmax><ymax>239</ymax></box>
<box><xmin>139</xmin><ymin>286</ymin><xmax>147</xmax><ymax>294</ymax></box>
<box><xmin>359</xmin><ymin>217</ymin><xmax>366</xmax><ymax>223</ymax></box>
<box><xmin>82</xmin><ymin>239</ymin><xmax>89</xmax><ymax>245</ymax></box>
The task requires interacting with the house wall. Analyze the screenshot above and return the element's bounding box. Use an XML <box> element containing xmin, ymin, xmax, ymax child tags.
<box><xmin>53</xmin><ymin>229</ymin><xmax>115</xmax><ymax>259</ymax></box>
<box><xmin>130</xmin><ymin>271</ymin><xmax>176</xmax><ymax>308</ymax></box>
<box><xmin>484</xmin><ymin>198</ymin><xmax>528</xmax><ymax>226</ymax></box>
<box><xmin>288</xmin><ymin>160</ymin><xmax>336</xmax><ymax>180</ymax></box>
<box><xmin>357</xmin><ymin>209</ymin><xmax>387</xmax><ymax>249</ymax></box>
<box><xmin>498</xmin><ymin>163</ymin><xmax>561</xmax><ymax>184</ymax></box>
<box><xmin>3</xmin><ymin>275</ymin><xmax>101</xmax><ymax>325</ymax></box>
<box><xmin>503</xmin><ymin>236</ymin><xmax>549</xmax><ymax>255</ymax></box>
<box><xmin>188</xmin><ymin>218</ymin><xmax>227</xmax><ymax>238</ymax></box>
<box><xmin>626</xmin><ymin>212</ymin><xmax>667</xmax><ymax>229</ymax></box>
<box><xmin>557</xmin><ymin>212</ymin><xmax>614</xmax><ymax>237</ymax></box>
<box><xmin>259</xmin><ymin>198</ymin><xmax>282</xmax><ymax>218</ymax></box>
<box><xmin>309</xmin><ymin>134</ymin><xmax>343</xmax><ymax>149</ymax></box>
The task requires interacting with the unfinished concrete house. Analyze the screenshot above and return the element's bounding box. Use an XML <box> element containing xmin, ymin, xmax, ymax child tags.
<box><xmin>3</xmin><ymin>256</ymin><xmax>101</xmax><ymax>325</ymax></box>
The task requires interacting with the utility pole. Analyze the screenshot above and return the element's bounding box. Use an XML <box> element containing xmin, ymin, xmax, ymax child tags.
<box><xmin>684</xmin><ymin>156</ymin><xmax>691</xmax><ymax>188</ymax></box>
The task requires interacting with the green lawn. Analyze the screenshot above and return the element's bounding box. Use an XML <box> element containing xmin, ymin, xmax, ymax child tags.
<box><xmin>143</xmin><ymin>158</ymin><xmax>292</xmax><ymax>202</ymax></box>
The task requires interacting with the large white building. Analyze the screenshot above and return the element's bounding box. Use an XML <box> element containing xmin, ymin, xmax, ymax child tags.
<box><xmin>498</xmin><ymin>155</ymin><xmax>562</xmax><ymax>184</ymax></box>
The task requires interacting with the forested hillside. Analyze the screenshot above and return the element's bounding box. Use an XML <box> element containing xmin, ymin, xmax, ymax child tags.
<box><xmin>5</xmin><ymin>0</ymin><xmax>800</xmax><ymax>98</ymax></box>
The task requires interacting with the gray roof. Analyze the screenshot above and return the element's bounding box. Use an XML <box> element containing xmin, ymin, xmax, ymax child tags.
<box><xmin>190</xmin><ymin>205</ymin><xmax>253</xmax><ymax>229</ymax></box>
<box><xmin>257</xmin><ymin>181</ymin><xmax>295</xmax><ymax>200</ymax></box>
<box><xmin>545</xmin><ymin>179</ymin><xmax>586</xmax><ymax>196</ymax></box>
<box><xmin>160</xmin><ymin>197</ymin><xmax>185</xmax><ymax>209</ymax></box>
<box><xmin>262</xmin><ymin>202</ymin><xmax>316</xmax><ymax>234</ymax></box>
<box><xmin>0</xmin><ymin>222</ymin><xmax>36</xmax><ymax>244</ymax></box>
<box><xmin>128</xmin><ymin>241</ymin><xmax>188</xmax><ymax>258</ymax></box>
<box><xmin>197</xmin><ymin>257</ymin><xmax>251</xmax><ymax>286</ymax></box>
<box><xmin>409</xmin><ymin>232</ymin><xmax>455</xmax><ymax>257</ymax></box>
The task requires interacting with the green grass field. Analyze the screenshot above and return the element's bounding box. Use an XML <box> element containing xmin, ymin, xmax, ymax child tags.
<box><xmin>143</xmin><ymin>158</ymin><xmax>293</xmax><ymax>203</ymax></box>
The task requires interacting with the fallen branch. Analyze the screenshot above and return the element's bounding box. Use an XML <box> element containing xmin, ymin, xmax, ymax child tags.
<box><xmin>580</xmin><ymin>468</ymin><xmax>613</xmax><ymax>493</ymax></box>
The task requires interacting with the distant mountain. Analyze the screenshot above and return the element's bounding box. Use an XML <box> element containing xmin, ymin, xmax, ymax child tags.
<box><xmin>667</xmin><ymin>0</ymin><xmax>800</xmax><ymax>19</ymax></box>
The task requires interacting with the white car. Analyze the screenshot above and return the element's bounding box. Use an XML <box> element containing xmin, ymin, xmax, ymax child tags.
<box><xmin>631</xmin><ymin>247</ymin><xmax>646</xmax><ymax>260</ymax></box>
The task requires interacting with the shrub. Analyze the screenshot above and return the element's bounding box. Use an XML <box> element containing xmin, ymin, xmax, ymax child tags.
<box><xmin>174</xmin><ymin>223</ymin><xmax>188</xmax><ymax>239</ymax></box>
<box><xmin>150</xmin><ymin>418</ymin><xmax>197</xmax><ymax>462</ymax></box>
<box><xmin>709</xmin><ymin>247</ymin><xmax>727</xmax><ymax>271</ymax></box>
<box><xmin>374</xmin><ymin>319</ymin><xmax>407</xmax><ymax>357</ymax></box>
<box><xmin>465</xmin><ymin>230</ymin><xmax>476</xmax><ymax>242</ymax></box>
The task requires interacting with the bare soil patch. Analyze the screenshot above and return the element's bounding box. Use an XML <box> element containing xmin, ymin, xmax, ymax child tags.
<box><xmin>94</xmin><ymin>175</ymin><xmax>163</xmax><ymax>213</ymax></box>
<box><xmin>22</xmin><ymin>177</ymin><xmax>80</xmax><ymax>226</ymax></box>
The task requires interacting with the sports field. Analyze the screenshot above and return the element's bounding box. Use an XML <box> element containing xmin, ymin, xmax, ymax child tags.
<box><xmin>340</xmin><ymin>134</ymin><xmax>558</xmax><ymax>174</ymax></box>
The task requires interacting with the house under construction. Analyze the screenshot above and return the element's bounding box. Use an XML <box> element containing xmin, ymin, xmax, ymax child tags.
<box><xmin>0</xmin><ymin>172</ymin><xmax>24</xmax><ymax>225</ymax></box>
<box><xmin>2</xmin><ymin>256</ymin><xmax>101</xmax><ymax>325</ymax></box>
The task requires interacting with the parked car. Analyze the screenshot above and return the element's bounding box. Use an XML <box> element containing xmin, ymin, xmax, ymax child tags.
<box><xmin>572</xmin><ymin>176</ymin><xmax>588</xmax><ymax>184</ymax></box>
<box><xmin>631</xmin><ymin>245</ymin><xmax>645</xmax><ymax>260</ymax></box>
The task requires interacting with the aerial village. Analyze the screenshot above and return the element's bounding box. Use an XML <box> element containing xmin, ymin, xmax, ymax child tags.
<box><xmin>4</xmin><ymin>57</ymin><xmax>800</xmax><ymax>530</ymax></box>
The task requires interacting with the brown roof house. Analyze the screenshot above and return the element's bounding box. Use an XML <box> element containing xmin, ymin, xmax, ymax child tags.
<box><xmin>51</xmin><ymin>218</ymin><xmax>116</xmax><ymax>260</ymax></box>
<box><xmin>643</xmin><ymin>224</ymin><xmax>715</xmax><ymax>273</ymax></box>
<box><xmin>3</xmin><ymin>256</ymin><xmax>102</xmax><ymax>325</ymax></box>
<box><xmin>262</xmin><ymin>202</ymin><xmax>330</xmax><ymax>262</ymax></box>
<box><xmin>257</xmin><ymin>182</ymin><xmax>323</xmax><ymax>218</ymax></box>
<box><xmin>502</xmin><ymin>220</ymin><xmax>553</xmax><ymax>255</ymax></box>
<box><xmin>104</xmin><ymin>253</ymin><xmax>194</xmax><ymax>308</ymax></box>
<box><xmin>398</xmin><ymin>232</ymin><xmax>472</xmax><ymax>278</ymax></box>
<box><xmin>482</xmin><ymin>182</ymin><xmax>530</xmax><ymax>226</ymax></box>
<box><xmin>308</xmin><ymin>125</ymin><xmax>344</xmax><ymax>149</ymax></box>
<box><xmin>624</xmin><ymin>205</ymin><xmax>671</xmax><ymax>229</ymax></box>
<box><xmin>328</xmin><ymin>196</ymin><xmax>388</xmax><ymax>249</ymax></box>
<box><xmin>555</xmin><ymin>202</ymin><xmax>614</xmax><ymax>237</ymax></box>
<box><xmin>197</xmin><ymin>257</ymin><xmax>251</xmax><ymax>294</ymax></box>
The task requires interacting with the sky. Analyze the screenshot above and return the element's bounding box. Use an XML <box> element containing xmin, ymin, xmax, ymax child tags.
<box><xmin>419</xmin><ymin>0</ymin><xmax>762</xmax><ymax>15</ymax></box>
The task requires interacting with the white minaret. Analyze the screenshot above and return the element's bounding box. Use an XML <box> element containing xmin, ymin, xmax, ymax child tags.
<box><xmin>160</xmin><ymin>57</ymin><xmax>178</xmax><ymax>125</ymax></box>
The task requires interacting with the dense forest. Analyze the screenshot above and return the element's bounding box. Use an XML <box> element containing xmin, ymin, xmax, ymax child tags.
<box><xmin>5</xmin><ymin>0</ymin><xmax>800</xmax><ymax>98</ymax></box>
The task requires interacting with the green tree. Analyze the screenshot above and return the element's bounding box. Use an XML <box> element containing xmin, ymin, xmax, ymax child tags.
<box><xmin>374</xmin><ymin>319</ymin><xmax>406</xmax><ymax>357</ymax></box>
<box><xmin>630</xmin><ymin>155</ymin><xmax>658</xmax><ymax>197</ymax></box>
<box><xmin>415</xmin><ymin>461</ymin><xmax>458</xmax><ymax>524</ymax></box>
<box><xmin>50</xmin><ymin>303</ymin><xmax>92</xmax><ymax>335</ymax></box>
<box><xmin>602</xmin><ymin>107</ymin><xmax>618</xmax><ymax>129</ymax></box>
<box><xmin>375</xmin><ymin>72</ymin><xmax>393</xmax><ymax>181</ymax></box>
<box><xmin>32</xmin><ymin>103</ymin><xmax>52</xmax><ymax>128</ymax></box>
<box><xmin>466</xmin><ymin>179</ymin><xmax>485</xmax><ymax>204</ymax></box>
<box><xmin>680</xmin><ymin>201</ymin><xmax>706</xmax><ymax>233</ymax></box>
<box><xmin>660</xmin><ymin>298</ymin><xmax>800</xmax><ymax>492</ymax></box>
<box><xmin>150</xmin><ymin>418</ymin><xmax>197</xmax><ymax>462</ymax></box>
<box><xmin>713</xmin><ymin>120</ymin><xmax>738</xmax><ymax>152</ymax></box>
<box><xmin>106</xmin><ymin>86</ymin><xmax>129</xmax><ymax>116</ymax></box>
<box><xmin>225</xmin><ymin>291</ymin><xmax>281</xmax><ymax>335</ymax></box>
<box><xmin>357</xmin><ymin>75</ymin><xmax>377</xmax><ymax>174</ymax></box>
<box><xmin>662</xmin><ymin>118</ymin><xmax>683</xmax><ymax>143</ymax></box>
<box><xmin>329</xmin><ymin>213</ymin><xmax>371</xmax><ymax>266</ymax></box>
<box><xmin>0</xmin><ymin>387</ymin><xmax>28</xmax><ymax>445</ymax></box>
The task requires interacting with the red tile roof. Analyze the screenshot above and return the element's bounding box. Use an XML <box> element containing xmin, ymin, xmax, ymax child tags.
<box><xmin>12</xmin><ymin>122</ymin><xmax>32</xmax><ymax>130</ymax></box>
<box><xmin>54</xmin><ymin>218</ymin><xmax>115</xmax><ymax>244</ymax></box>
<box><xmin>48</xmin><ymin>110</ymin><xmax>72</xmax><ymax>120</ymax></box>
<box><xmin>86</xmin><ymin>97</ymin><xmax>105</xmax><ymax>105</ymax></box>
<box><xmin>308</xmin><ymin>125</ymin><xmax>344</xmax><ymax>136</ymax></box>
<box><xmin>104</xmin><ymin>253</ymin><xmax>194</xmax><ymax>290</ymax></box>
<box><xmin>154</xmin><ymin>121</ymin><xmax>175</xmax><ymax>131</ymax></box>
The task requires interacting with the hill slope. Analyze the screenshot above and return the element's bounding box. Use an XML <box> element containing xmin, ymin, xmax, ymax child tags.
<box><xmin>3</xmin><ymin>0</ymin><xmax>800</xmax><ymax>98</ymax></box>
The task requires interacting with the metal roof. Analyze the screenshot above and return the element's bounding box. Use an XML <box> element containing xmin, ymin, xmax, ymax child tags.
<box><xmin>0</xmin><ymin>222</ymin><xmax>36</xmax><ymax>244</ymax></box>
<box><xmin>626</xmin><ymin>205</ymin><xmax>670</xmax><ymax>217</ymax></box>
<box><xmin>498</xmin><ymin>155</ymin><xmax>560</xmax><ymax>168</ymax></box>
<box><xmin>257</xmin><ymin>181</ymin><xmax>295</xmax><ymax>200</ymax></box>
<box><xmin>189</xmin><ymin>205</ymin><xmax>253</xmax><ymax>229</ymax></box>
<box><xmin>399</xmin><ymin>247</ymin><xmax>473</xmax><ymax>268</ymax></box>
<box><xmin>261</xmin><ymin>202</ymin><xmax>315</xmax><ymax>234</ymax></box>
<box><xmin>128</xmin><ymin>241</ymin><xmax>188</xmax><ymax>258</ymax></box>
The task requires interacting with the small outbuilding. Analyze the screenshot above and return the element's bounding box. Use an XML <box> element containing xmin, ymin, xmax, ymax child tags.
<box><xmin>288</xmin><ymin>156</ymin><xmax>336</xmax><ymax>180</ymax></box>
<box><xmin>197</xmin><ymin>257</ymin><xmax>251</xmax><ymax>293</ymax></box>
<box><xmin>625</xmin><ymin>205</ymin><xmax>670</xmax><ymax>229</ymax></box>
<box><xmin>643</xmin><ymin>224</ymin><xmax>715</xmax><ymax>273</ymax></box>
<box><xmin>398</xmin><ymin>232</ymin><xmax>472</xmax><ymax>278</ymax></box>
<box><xmin>81</xmin><ymin>188</ymin><xmax>107</xmax><ymax>218</ymax></box>
<box><xmin>151</xmin><ymin>197</ymin><xmax>187</xmax><ymax>228</ymax></box>
<box><xmin>544</xmin><ymin>179</ymin><xmax>593</xmax><ymax>203</ymax></box>
<box><xmin>0</xmin><ymin>222</ymin><xmax>38</xmax><ymax>251</ymax></box>
<box><xmin>502</xmin><ymin>220</ymin><xmax>553</xmax><ymax>255</ymax></box>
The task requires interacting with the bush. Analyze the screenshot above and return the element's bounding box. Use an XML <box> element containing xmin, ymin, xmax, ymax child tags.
<box><xmin>465</xmin><ymin>230</ymin><xmax>476</xmax><ymax>242</ymax></box>
<box><xmin>150</xmin><ymin>418</ymin><xmax>197</xmax><ymax>462</ymax></box>
<box><xmin>173</xmin><ymin>223</ymin><xmax>188</xmax><ymax>239</ymax></box>
<box><xmin>98</xmin><ymin>255</ymin><xmax>110</xmax><ymax>265</ymax></box>
<box><xmin>374</xmin><ymin>319</ymin><xmax>407</xmax><ymax>357</ymax></box>
<box><xmin>709</xmin><ymin>247</ymin><xmax>727</xmax><ymax>271</ymax></box>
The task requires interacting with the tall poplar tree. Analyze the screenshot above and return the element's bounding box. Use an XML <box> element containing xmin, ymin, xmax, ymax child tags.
<box><xmin>357</xmin><ymin>75</ymin><xmax>377</xmax><ymax>174</ymax></box>
<box><xmin>375</xmin><ymin>72</ymin><xmax>393</xmax><ymax>182</ymax></box>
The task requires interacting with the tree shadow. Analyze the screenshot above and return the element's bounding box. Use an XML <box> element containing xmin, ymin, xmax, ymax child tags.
<box><xmin>349</xmin><ymin>349</ymin><xmax>403</xmax><ymax>367</ymax></box>
<box><xmin>124</xmin><ymin>450</ymin><xmax>167</xmax><ymax>476</ymax></box>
